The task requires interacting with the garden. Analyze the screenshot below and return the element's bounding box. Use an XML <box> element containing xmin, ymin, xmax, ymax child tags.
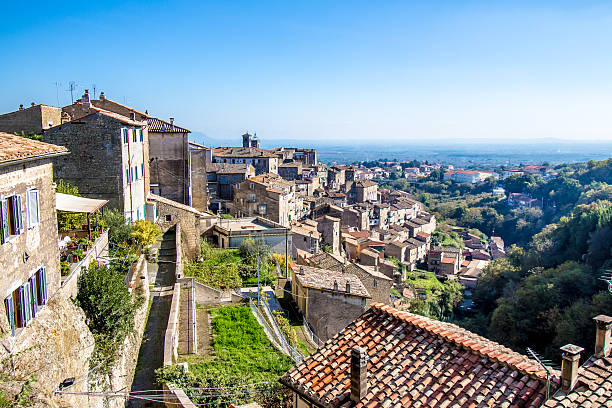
<box><xmin>156</xmin><ymin>304</ymin><xmax>293</xmax><ymax>407</ymax></box>
<box><xmin>184</xmin><ymin>238</ymin><xmax>283</xmax><ymax>289</ymax></box>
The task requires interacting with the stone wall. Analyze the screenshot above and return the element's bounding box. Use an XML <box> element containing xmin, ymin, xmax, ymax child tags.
<box><xmin>149</xmin><ymin>131</ymin><xmax>189</xmax><ymax>204</ymax></box>
<box><xmin>189</xmin><ymin>146</ymin><xmax>209</xmax><ymax>212</ymax></box>
<box><xmin>164</xmin><ymin>283</ymin><xmax>181</xmax><ymax>367</ymax></box>
<box><xmin>307</xmin><ymin>289</ymin><xmax>365</xmax><ymax>341</ymax></box>
<box><xmin>0</xmin><ymin>104</ymin><xmax>62</xmax><ymax>134</ymax></box>
<box><xmin>60</xmin><ymin>230</ymin><xmax>109</xmax><ymax>299</ymax></box>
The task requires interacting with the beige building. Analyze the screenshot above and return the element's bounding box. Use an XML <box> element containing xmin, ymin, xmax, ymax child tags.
<box><xmin>212</xmin><ymin>146</ymin><xmax>279</xmax><ymax>175</ymax></box>
<box><xmin>0</xmin><ymin>104</ymin><xmax>65</xmax><ymax>135</ymax></box>
<box><xmin>232</xmin><ymin>173</ymin><xmax>301</xmax><ymax>227</ymax></box>
<box><xmin>0</xmin><ymin>133</ymin><xmax>68</xmax><ymax>336</ymax></box>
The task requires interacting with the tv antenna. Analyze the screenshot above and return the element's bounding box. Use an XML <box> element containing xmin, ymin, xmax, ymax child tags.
<box><xmin>527</xmin><ymin>347</ymin><xmax>558</xmax><ymax>400</ymax></box>
<box><xmin>67</xmin><ymin>81</ymin><xmax>78</xmax><ymax>103</ymax></box>
<box><xmin>599</xmin><ymin>270</ymin><xmax>612</xmax><ymax>293</ymax></box>
<box><xmin>92</xmin><ymin>84</ymin><xmax>97</xmax><ymax>99</ymax></box>
<box><xmin>54</xmin><ymin>82</ymin><xmax>61</xmax><ymax>106</ymax></box>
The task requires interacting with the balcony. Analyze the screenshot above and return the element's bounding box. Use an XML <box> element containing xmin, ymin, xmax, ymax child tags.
<box><xmin>59</xmin><ymin>229</ymin><xmax>109</xmax><ymax>298</ymax></box>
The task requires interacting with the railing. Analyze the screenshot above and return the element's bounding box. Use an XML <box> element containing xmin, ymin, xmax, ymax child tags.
<box><xmin>164</xmin><ymin>283</ymin><xmax>181</xmax><ymax>366</ymax></box>
<box><xmin>249</xmin><ymin>299</ymin><xmax>302</xmax><ymax>363</ymax></box>
<box><xmin>261</xmin><ymin>300</ymin><xmax>303</xmax><ymax>363</ymax></box>
<box><xmin>303</xmin><ymin>315</ymin><xmax>324</xmax><ymax>348</ymax></box>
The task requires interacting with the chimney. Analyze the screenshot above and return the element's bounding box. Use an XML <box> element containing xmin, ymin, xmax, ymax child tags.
<box><xmin>130</xmin><ymin>109</ymin><xmax>136</xmax><ymax>121</ymax></box>
<box><xmin>350</xmin><ymin>346</ymin><xmax>368</xmax><ymax>403</ymax></box>
<box><xmin>31</xmin><ymin>102</ymin><xmax>35</xmax><ymax>107</ymax></box>
<box><xmin>99</xmin><ymin>92</ymin><xmax>106</xmax><ymax>101</ymax></box>
<box><xmin>560</xmin><ymin>344</ymin><xmax>583</xmax><ymax>392</ymax></box>
<box><xmin>81</xmin><ymin>90</ymin><xmax>90</xmax><ymax>107</ymax></box>
<box><xmin>299</xmin><ymin>266</ymin><xmax>304</xmax><ymax>275</ymax></box>
<box><xmin>19</xmin><ymin>104</ymin><xmax>23</xmax><ymax>110</ymax></box>
<box><xmin>170</xmin><ymin>117</ymin><xmax>175</xmax><ymax>131</ymax></box>
<box><xmin>594</xmin><ymin>315</ymin><xmax>612</xmax><ymax>358</ymax></box>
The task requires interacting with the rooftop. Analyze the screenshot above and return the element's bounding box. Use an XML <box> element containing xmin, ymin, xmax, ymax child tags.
<box><xmin>206</xmin><ymin>162</ymin><xmax>254</xmax><ymax>174</ymax></box>
<box><xmin>147</xmin><ymin>117</ymin><xmax>190</xmax><ymax>133</ymax></box>
<box><xmin>292</xmin><ymin>264</ymin><xmax>370</xmax><ymax>298</ymax></box>
<box><xmin>0</xmin><ymin>132</ymin><xmax>68</xmax><ymax>165</ymax></box>
<box><xmin>214</xmin><ymin>216</ymin><xmax>286</xmax><ymax>233</ymax></box>
<box><xmin>280</xmin><ymin>303</ymin><xmax>552</xmax><ymax>408</ymax></box>
<box><xmin>214</xmin><ymin>146</ymin><xmax>277</xmax><ymax>158</ymax></box>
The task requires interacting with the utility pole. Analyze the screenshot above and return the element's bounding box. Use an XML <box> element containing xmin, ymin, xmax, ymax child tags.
<box><xmin>257</xmin><ymin>250</ymin><xmax>260</xmax><ymax>307</ymax></box>
<box><xmin>285</xmin><ymin>227</ymin><xmax>289</xmax><ymax>278</ymax></box>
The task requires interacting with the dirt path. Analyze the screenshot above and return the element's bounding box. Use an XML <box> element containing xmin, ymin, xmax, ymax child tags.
<box><xmin>128</xmin><ymin>229</ymin><xmax>176</xmax><ymax>408</ymax></box>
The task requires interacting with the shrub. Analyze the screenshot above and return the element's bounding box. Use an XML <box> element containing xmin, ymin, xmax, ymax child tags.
<box><xmin>75</xmin><ymin>263</ymin><xmax>139</xmax><ymax>376</ymax></box>
<box><xmin>104</xmin><ymin>209</ymin><xmax>133</xmax><ymax>245</ymax></box>
<box><xmin>131</xmin><ymin>220</ymin><xmax>161</xmax><ymax>247</ymax></box>
<box><xmin>239</xmin><ymin>237</ymin><xmax>270</xmax><ymax>264</ymax></box>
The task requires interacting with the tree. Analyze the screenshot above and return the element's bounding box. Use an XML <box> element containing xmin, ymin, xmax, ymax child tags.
<box><xmin>131</xmin><ymin>220</ymin><xmax>161</xmax><ymax>247</ymax></box>
<box><xmin>104</xmin><ymin>209</ymin><xmax>134</xmax><ymax>245</ymax></box>
<box><xmin>56</xmin><ymin>180</ymin><xmax>86</xmax><ymax>230</ymax></box>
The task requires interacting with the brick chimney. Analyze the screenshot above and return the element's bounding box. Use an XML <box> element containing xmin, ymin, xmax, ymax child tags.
<box><xmin>19</xmin><ymin>104</ymin><xmax>23</xmax><ymax>110</ymax></box>
<box><xmin>170</xmin><ymin>117</ymin><xmax>175</xmax><ymax>131</ymax></box>
<box><xmin>99</xmin><ymin>92</ymin><xmax>106</xmax><ymax>101</ymax></box>
<box><xmin>130</xmin><ymin>109</ymin><xmax>136</xmax><ymax>121</ymax></box>
<box><xmin>594</xmin><ymin>315</ymin><xmax>612</xmax><ymax>358</ymax></box>
<box><xmin>350</xmin><ymin>346</ymin><xmax>368</xmax><ymax>403</ymax></box>
<box><xmin>560</xmin><ymin>344</ymin><xmax>583</xmax><ymax>392</ymax></box>
<box><xmin>81</xmin><ymin>90</ymin><xmax>90</xmax><ymax>107</ymax></box>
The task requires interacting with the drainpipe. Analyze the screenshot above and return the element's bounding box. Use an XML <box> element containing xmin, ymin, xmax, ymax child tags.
<box><xmin>142</xmin><ymin>126</ymin><xmax>147</xmax><ymax>219</ymax></box>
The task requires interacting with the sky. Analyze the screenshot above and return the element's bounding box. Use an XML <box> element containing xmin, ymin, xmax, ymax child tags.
<box><xmin>1</xmin><ymin>1</ymin><xmax>612</xmax><ymax>144</ymax></box>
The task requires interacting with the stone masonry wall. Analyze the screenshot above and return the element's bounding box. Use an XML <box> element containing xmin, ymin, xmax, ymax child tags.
<box><xmin>0</xmin><ymin>105</ymin><xmax>62</xmax><ymax>135</ymax></box>
<box><xmin>307</xmin><ymin>290</ymin><xmax>365</xmax><ymax>341</ymax></box>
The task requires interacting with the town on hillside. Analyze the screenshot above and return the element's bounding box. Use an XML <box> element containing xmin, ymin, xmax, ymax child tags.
<box><xmin>0</xmin><ymin>90</ymin><xmax>611</xmax><ymax>408</ymax></box>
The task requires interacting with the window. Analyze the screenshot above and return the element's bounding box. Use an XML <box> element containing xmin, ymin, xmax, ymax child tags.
<box><xmin>139</xmin><ymin>129</ymin><xmax>143</xmax><ymax>142</ymax></box>
<box><xmin>250</xmin><ymin>183</ymin><xmax>255</xmax><ymax>189</ymax></box>
<box><xmin>165</xmin><ymin>214</ymin><xmax>172</xmax><ymax>222</ymax></box>
<box><xmin>136</xmin><ymin>208</ymin><xmax>140</xmax><ymax>220</ymax></box>
<box><xmin>374</xmin><ymin>280</ymin><xmax>377</xmax><ymax>288</ymax></box>
<box><xmin>126</xmin><ymin>168</ymin><xmax>130</xmax><ymax>184</ymax></box>
<box><xmin>26</xmin><ymin>189</ymin><xmax>39</xmax><ymax>228</ymax></box>
<box><xmin>132</xmin><ymin>129</ymin><xmax>137</xmax><ymax>143</ymax></box>
<box><xmin>122</xmin><ymin>128</ymin><xmax>128</xmax><ymax>144</ymax></box>
<box><xmin>134</xmin><ymin>166</ymin><xmax>138</xmax><ymax>181</ymax></box>
<box><xmin>236</xmin><ymin>184</ymin><xmax>240</xmax><ymax>189</ymax></box>
<box><xmin>141</xmin><ymin>163</ymin><xmax>144</xmax><ymax>176</ymax></box>
<box><xmin>4</xmin><ymin>267</ymin><xmax>47</xmax><ymax>336</ymax></box>
<box><xmin>1</xmin><ymin>195</ymin><xmax>23</xmax><ymax>243</ymax></box>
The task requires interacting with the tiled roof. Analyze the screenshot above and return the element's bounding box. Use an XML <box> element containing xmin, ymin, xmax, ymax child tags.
<box><xmin>307</xmin><ymin>252</ymin><xmax>346</xmax><ymax>270</ymax></box>
<box><xmin>543</xmin><ymin>356</ymin><xmax>612</xmax><ymax>407</ymax></box>
<box><xmin>354</xmin><ymin>180</ymin><xmax>378</xmax><ymax>188</ymax></box>
<box><xmin>206</xmin><ymin>162</ymin><xmax>254</xmax><ymax>174</ymax></box>
<box><xmin>280</xmin><ymin>303</ymin><xmax>553</xmax><ymax>408</ymax></box>
<box><xmin>147</xmin><ymin>117</ymin><xmax>190</xmax><ymax>133</ymax></box>
<box><xmin>0</xmin><ymin>132</ymin><xmax>68</xmax><ymax>165</ymax></box>
<box><xmin>293</xmin><ymin>264</ymin><xmax>370</xmax><ymax>298</ymax></box>
<box><xmin>432</xmin><ymin>246</ymin><xmax>462</xmax><ymax>253</ymax></box>
<box><xmin>214</xmin><ymin>146</ymin><xmax>277</xmax><ymax>158</ymax></box>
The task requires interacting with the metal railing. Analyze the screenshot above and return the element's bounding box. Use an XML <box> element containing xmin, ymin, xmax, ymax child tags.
<box><xmin>249</xmin><ymin>299</ymin><xmax>302</xmax><ymax>363</ymax></box>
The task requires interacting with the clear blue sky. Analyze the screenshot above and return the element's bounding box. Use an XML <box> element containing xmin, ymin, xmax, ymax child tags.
<box><xmin>2</xmin><ymin>1</ymin><xmax>612</xmax><ymax>143</ymax></box>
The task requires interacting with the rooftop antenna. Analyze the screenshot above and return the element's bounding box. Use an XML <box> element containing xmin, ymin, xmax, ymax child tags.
<box><xmin>54</xmin><ymin>82</ymin><xmax>61</xmax><ymax>106</ymax></box>
<box><xmin>599</xmin><ymin>270</ymin><xmax>612</xmax><ymax>293</ymax></box>
<box><xmin>526</xmin><ymin>347</ymin><xmax>557</xmax><ymax>400</ymax></box>
<box><xmin>67</xmin><ymin>81</ymin><xmax>77</xmax><ymax>103</ymax></box>
<box><xmin>92</xmin><ymin>84</ymin><xmax>97</xmax><ymax>99</ymax></box>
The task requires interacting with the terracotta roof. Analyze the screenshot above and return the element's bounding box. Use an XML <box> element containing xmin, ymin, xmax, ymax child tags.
<box><xmin>0</xmin><ymin>132</ymin><xmax>68</xmax><ymax>165</ymax></box>
<box><xmin>348</xmin><ymin>230</ymin><xmax>370</xmax><ymax>240</ymax></box>
<box><xmin>544</xmin><ymin>355</ymin><xmax>612</xmax><ymax>407</ymax></box>
<box><xmin>292</xmin><ymin>264</ymin><xmax>370</xmax><ymax>298</ymax></box>
<box><xmin>307</xmin><ymin>252</ymin><xmax>346</xmax><ymax>270</ymax></box>
<box><xmin>441</xmin><ymin>257</ymin><xmax>457</xmax><ymax>264</ymax></box>
<box><xmin>147</xmin><ymin>117</ymin><xmax>190</xmax><ymax>133</ymax></box>
<box><xmin>354</xmin><ymin>180</ymin><xmax>378</xmax><ymax>188</ymax></box>
<box><xmin>206</xmin><ymin>162</ymin><xmax>254</xmax><ymax>174</ymax></box>
<box><xmin>214</xmin><ymin>146</ymin><xmax>277</xmax><ymax>158</ymax></box>
<box><xmin>280</xmin><ymin>303</ymin><xmax>553</xmax><ymax>408</ymax></box>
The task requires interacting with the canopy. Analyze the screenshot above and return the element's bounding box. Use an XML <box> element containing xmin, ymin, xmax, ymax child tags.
<box><xmin>55</xmin><ymin>192</ymin><xmax>108</xmax><ymax>213</ymax></box>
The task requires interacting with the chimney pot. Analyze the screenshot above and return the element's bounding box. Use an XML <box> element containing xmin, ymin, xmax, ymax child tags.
<box><xmin>130</xmin><ymin>110</ymin><xmax>136</xmax><ymax>121</ymax></box>
<box><xmin>19</xmin><ymin>104</ymin><xmax>23</xmax><ymax>110</ymax></box>
<box><xmin>31</xmin><ymin>102</ymin><xmax>35</xmax><ymax>106</ymax></box>
<box><xmin>99</xmin><ymin>92</ymin><xmax>105</xmax><ymax>100</ymax></box>
<box><xmin>170</xmin><ymin>117</ymin><xmax>174</xmax><ymax>124</ymax></box>
<box><xmin>560</xmin><ymin>344</ymin><xmax>584</xmax><ymax>392</ymax></box>
<box><xmin>594</xmin><ymin>315</ymin><xmax>612</xmax><ymax>358</ymax></box>
<box><xmin>350</xmin><ymin>346</ymin><xmax>368</xmax><ymax>403</ymax></box>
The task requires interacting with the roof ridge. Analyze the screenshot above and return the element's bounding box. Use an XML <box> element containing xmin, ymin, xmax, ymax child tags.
<box><xmin>369</xmin><ymin>303</ymin><xmax>554</xmax><ymax>382</ymax></box>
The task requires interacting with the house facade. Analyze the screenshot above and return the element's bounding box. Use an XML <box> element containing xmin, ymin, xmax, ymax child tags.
<box><xmin>212</xmin><ymin>147</ymin><xmax>279</xmax><ymax>175</ymax></box>
<box><xmin>0</xmin><ymin>133</ymin><xmax>68</xmax><ymax>336</ymax></box>
<box><xmin>43</xmin><ymin>110</ymin><xmax>149</xmax><ymax>221</ymax></box>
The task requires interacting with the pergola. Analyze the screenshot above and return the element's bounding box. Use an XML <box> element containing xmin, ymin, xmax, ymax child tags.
<box><xmin>55</xmin><ymin>193</ymin><xmax>108</xmax><ymax>240</ymax></box>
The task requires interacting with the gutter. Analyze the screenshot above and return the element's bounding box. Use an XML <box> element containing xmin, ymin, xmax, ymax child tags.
<box><xmin>0</xmin><ymin>151</ymin><xmax>70</xmax><ymax>168</ymax></box>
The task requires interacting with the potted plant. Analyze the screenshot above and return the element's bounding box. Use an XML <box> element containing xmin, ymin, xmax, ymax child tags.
<box><xmin>75</xmin><ymin>248</ymin><xmax>85</xmax><ymax>261</ymax></box>
<box><xmin>61</xmin><ymin>261</ymin><xmax>71</xmax><ymax>276</ymax></box>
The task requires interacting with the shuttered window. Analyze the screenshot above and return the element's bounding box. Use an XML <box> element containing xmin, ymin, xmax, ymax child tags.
<box><xmin>139</xmin><ymin>129</ymin><xmax>143</xmax><ymax>142</ymax></box>
<box><xmin>4</xmin><ymin>266</ymin><xmax>46</xmax><ymax>336</ymax></box>
<box><xmin>0</xmin><ymin>195</ymin><xmax>24</xmax><ymax>243</ymax></box>
<box><xmin>26</xmin><ymin>189</ymin><xmax>40</xmax><ymax>228</ymax></box>
<box><xmin>122</xmin><ymin>128</ymin><xmax>128</xmax><ymax>144</ymax></box>
<box><xmin>132</xmin><ymin>129</ymin><xmax>137</xmax><ymax>143</ymax></box>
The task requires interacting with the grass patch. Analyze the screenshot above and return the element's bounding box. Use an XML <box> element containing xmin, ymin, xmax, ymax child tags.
<box><xmin>157</xmin><ymin>305</ymin><xmax>293</xmax><ymax>406</ymax></box>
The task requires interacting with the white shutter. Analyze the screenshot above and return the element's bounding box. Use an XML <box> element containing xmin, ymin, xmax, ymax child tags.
<box><xmin>40</xmin><ymin>267</ymin><xmax>48</xmax><ymax>304</ymax></box>
<box><xmin>4</xmin><ymin>295</ymin><xmax>14</xmax><ymax>336</ymax></box>
<box><xmin>14</xmin><ymin>196</ymin><xmax>23</xmax><ymax>234</ymax></box>
<box><xmin>27</xmin><ymin>190</ymin><xmax>40</xmax><ymax>227</ymax></box>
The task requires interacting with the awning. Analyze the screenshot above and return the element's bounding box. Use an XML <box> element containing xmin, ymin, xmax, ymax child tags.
<box><xmin>56</xmin><ymin>193</ymin><xmax>108</xmax><ymax>213</ymax></box>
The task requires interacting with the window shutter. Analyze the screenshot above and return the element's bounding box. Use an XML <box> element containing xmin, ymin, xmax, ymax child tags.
<box><xmin>18</xmin><ymin>286</ymin><xmax>26</xmax><ymax>327</ymax></box>
<box><xmin>14</xmin><ymin>196</ymin><xmax>23</xmax><ymax>234</ymax></box>
<box><xmin>22</xmin><ymin>282</ymin><xmax>32</xmax><ymax>325</ymax></box>
<box><xmin>40</xmin><ymin>267</ymin><xmax>48</xmax><ymax>305</ymax></box>
<box><xmin>4</xmin><ymin>296</ymin><xmax>14</xmax><ymax>336</ymax></box>
<box><xmin>29</xmin><ymin>276</ymin><xmax>38</xmax><ymax>316</ymax></box>
<box><xmin>27</xmin><ymin>190</ymin><xmax>40</xmax><ymax>227</ymax></box>
<box><xmin>139</xmin><ymin>129</ymin><xmax>143</xmax><ymax>142</ymax></box>
<box><xmin>0</xmin><ymin>200</ymin><xmax>8</xmax><ymax>244</ymax></box>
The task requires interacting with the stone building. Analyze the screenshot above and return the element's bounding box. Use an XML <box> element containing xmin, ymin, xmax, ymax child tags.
<box><xmin>0</xmin><ymin>132</ymin><xmax>68</xmax><ymax>335</ymax></box>
<box><xmin>43</xmin><ymin>110</ymin><xmax>150</xmax><ymax>221</ymax></box>
<box><xmin>350</xmin><ymin>179</ymin><xmax>378</xmax><ymax>203</ymax></box>
<box><xmin>291</xmin><ymin>220</ymin><xmax>320</xmax><ymax>258</ymax></box>
<box><xmin>212</xmin><ymin>146</ymin><xmax>278</xmax><ymax>175</ymax></box>
<box><xmin>278</xmin><ymin>162</ymin><xmax>303</xmax><ymax>181</ymax></box>
<box><xmin>316</xmin><ymin>215</ymin><xmax>340</xmax><ymax>255</ymax></box>
<box><xmin>232</xmin><ymin>173</ymin><xmax>300</xmax><ymax>227</ymax></box>
<box><xmin>206</xmin><ymin>162</ymin><xmax>255</xmax><ymax>201</ymax></box>
<box><xmin>291</xmin><ymin>264</ymin><xmax>369</xmax><ymax>341</ymax></box>
<box><xmin>327</xmin><ymin>166</ymin><xmax>346</xmax><ymax>191</ymax></box>
<box><xmin>147</xmin><ymin>117</ymin><xmax>191</xmax><ymax>205</ymax></box>
<box><xmin>0</xmin><ymin>104</ymin><xmax>65</xmax><ymax>135</ymax></box>
<box><xmin>210</xmin><ymin>216</ymin><xmax>291</xmax><ymax>255</ymax></box>
<box><xmin>188</xmin><ymin>142</ymin><xmax>211</xmax><ymax>212</ymax></box>
<box><xmin>428</xmin><ymin>246</ymin><xmax>462</xmax><ymax>276</ymax></box>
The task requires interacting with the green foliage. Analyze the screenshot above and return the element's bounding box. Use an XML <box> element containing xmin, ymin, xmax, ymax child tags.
<box><xmin>156</xmin><ymin>305</ymin><xmax>293</xmax><ymax>407</ymax></box>
<box><xmin>131</xmin><ymin>220</ymin><xmax>161</xmax><ymax>247</ymax></box>
<box><xmin>239</xmin><ymin>237</ymin><xmax>270</xmax><ymax>264</ymax></box>
<box><xmin>431</xmin><ymin>230</ymin><xmax>463</xmax><ymax>248</ymax></box>
<box><xmin>502</xmin><ymin>173</ymin><xmax>542</xmax><ymax>194</ymax></box>
<box><xmin>273</xmin><ymin>310</ymin><xmax>298</xmax><ymax>344</ymax></box>
<box><xmin>15</xmin><ymin>131</ymin><xmax>42</xmax><ymax>141</ymax></box>
<box><xmin>104</xmin><ymin>209</ymin><xmax>133</xmax><ymax>245</ymax></box>
<box><xmin>406</xmin><ymin>270</ymin><xmax>463</xmax><ymax>320</ymax></box>
<box><xmin>56</xmin><ymin>180</ymin><xmax>87</xmax><ymax>230</ymax></box>
<box><xmin>75</xmin><ymin>263</ymin><xmax>139</xmax><ymax>377</ymax></box>
<box><xmin>219</xmin><ymin>213</ymin><xmax>234</xmax><ymax>219</ymax></box>
<box><xmin>321</xmin><ymin>243</ymin><xmax>333</xmax><ymax>253</ymax></box>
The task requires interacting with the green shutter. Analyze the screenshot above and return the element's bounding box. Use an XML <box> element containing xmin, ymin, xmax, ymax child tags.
<box><xmin>139</xmin><ymin>129</ymin><xmax>143</xmax><ymax>142</ymax></box>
